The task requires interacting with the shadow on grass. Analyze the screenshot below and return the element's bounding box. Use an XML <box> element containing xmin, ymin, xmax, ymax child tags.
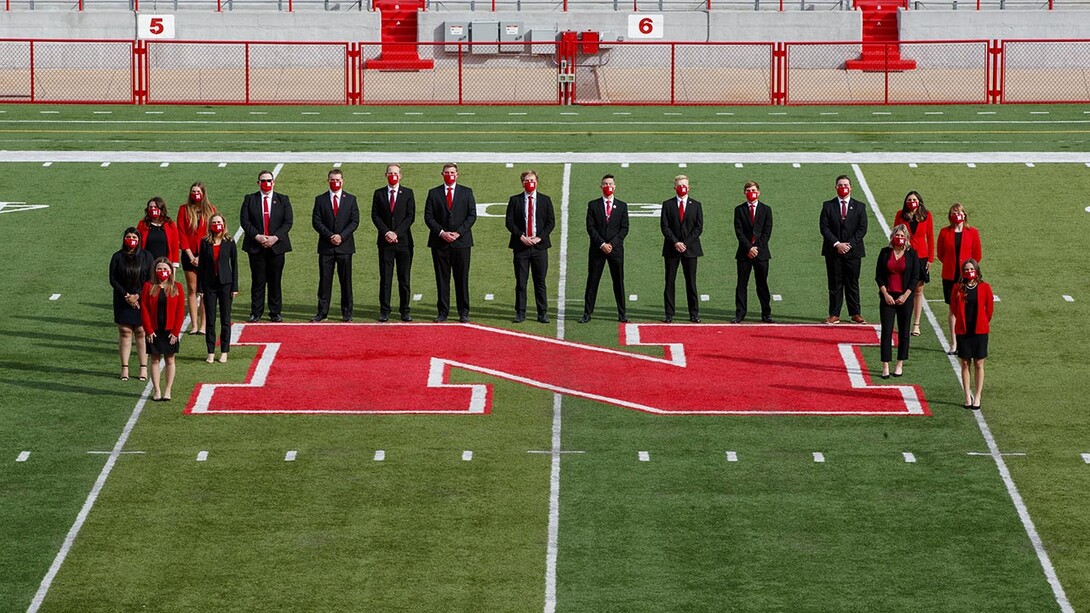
<box><xmin>0</xmin><ymin>377</ymin><xmax>137</xmax><ymax>398</ymax></box>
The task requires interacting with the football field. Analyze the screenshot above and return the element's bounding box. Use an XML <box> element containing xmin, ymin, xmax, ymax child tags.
<box><xmin>2</xmin><ymin>105</ymin><xmax>1090</xmax><ymax>612</ymax></box>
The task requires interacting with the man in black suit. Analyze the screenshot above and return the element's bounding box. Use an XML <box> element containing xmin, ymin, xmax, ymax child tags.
<box><xmin>661</xmin><ymin>174</ymin><xmax>704</xmax><ymax>323</ymax></box>
<box><xmin>371</xmin><ymin>163</ymin><xmax>415</xmax><ymax>322</ymax></box>
<box><xmin>733</xmin><ymin>180</ymin><xmax>774</xmax><ymax>324</ymax></box>
<box><xmin>311</xmin><ymin>168</ymin><xmax>359</xmax><ymax>322</ymax></box>
<box><xmin>240</xmin><ymin>169</ymin><xmax>292</xmax><ymax>322</ymax></box>
<box><xmin>819</xmin><ymin>174</ymin><xmax>868</xmax><ymax>324</ymax></box>
<box><xmin>423</xmin><ymin>163</ymin><xmax>476</xmax><ymax>323</ymax></box>
<box><xmin>580</xmin><ymin>174</ymin><xmax>629</xmax><ymax>324</ymax></box>
<box><xmin>505</xmin><ymin>170</ymin><xmax>555</xmax><ymax>324</ymax></box>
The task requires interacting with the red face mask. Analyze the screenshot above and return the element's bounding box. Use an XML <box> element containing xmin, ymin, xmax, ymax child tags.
<box><xmin>124</xmin><ymin>237</ymin><xmax>139</xmax><ymax>250</ymax></box>
<box><xmin>443</xmin><ymin>173</ymin><xmax>457</xmax><ymax>186</ymax></box>
<box><xmin>745</xmin><ymin>191</ymin><xmax>759</xmax><ymax>203</ymax></box>
<box><xmin>523</xmin><ymin>180</ymin><xmax>537</xmax><ymax>193</ymax></box>
<box><xmin>192</xmin><ymin>192</ymin><xmax>203</xmax><ymax>203</ymax></box>
<box><xmin>210</xmin><ymin>221</ymin><xmax>224</xmax><ymax>234</ymax></box>
<box><xmin>329</xmin><ymin>179</ymin><xmax>342</xmax><ymax>192</ymax></box>
<box><xmin>906</xmin><ymin>199</ymin><xmax>919</xmax><ymax>210</ymax></box>
<box><xmin>387</xmin><ymin>174</ymin><xmax>399</xmax><ymax>187</ymax></box>
<box><xmin>148</xmin><ymin>207</ymin><xmax>161</xmax><ymax>219</ymax></box>
<box><xmin>891</xmin><ymin>235</ymin><xmax>907</xmax><ymax>248</ymax></box>
<box><xmin>675</xmin><ymin>184</ymin><xmax>689</xmax><ymax>198</ymax></box>
<box><xmin>155</xmin><ymin>268</ymin><xmax>171</xmax><ymax>282</ymax></box>
<box><xmin>836</xmin><ymin>185</ymin><xmax>851</xmax><ymax>198</ymax></box>
<box><xmin>602</xmin><ymin>185</ymin><xmax>615</xmax><ymax>197</ymax></box>
<box><xmin>963</xmin><ymin>268</ymin><xmax>978</xmax><ymax>281</ymax></box>
<box><xmin>259</xmin><ymin>179</ymin><xmax>274</xmax><ymax>192</ymax></box>
<box><xmin>950</xmin><ymin>212</ymin><xmax>966</xmax><ymax>224</ymax></box>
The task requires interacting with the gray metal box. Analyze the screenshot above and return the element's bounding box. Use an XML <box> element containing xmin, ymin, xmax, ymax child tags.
<box><xmin>443</xmin><ymin>21</ymin><xmax>468</xmax><ymax>53</ymax></box>
<box><xmin>525</xmin><ymin>28</ymin><xmax>557</xmax><ymax>56</ymax></box>
<box><xmin>499</xmin><ymin>21</ymin><xmax>524</xmax><ymax>53</ymax></box>
<box><xmin>470</xmin><ymin>20</ymin><xmax>499</xmax><ymax>55</ymax></box>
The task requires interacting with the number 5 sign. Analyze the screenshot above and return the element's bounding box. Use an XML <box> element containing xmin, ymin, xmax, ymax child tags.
<box><xmin>137</xmin><ymin>14</ymin><xmax>176</xmax><ymax>39</ymax></box>
<box><xmin>627</xmin><ymin>14</ymin><xmax>663</xmax><ymax>39</ymax></box>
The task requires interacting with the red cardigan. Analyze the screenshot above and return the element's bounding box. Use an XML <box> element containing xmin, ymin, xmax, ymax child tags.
<box><xmin>176</xmin><ymin>204</ymin><xmax>216</xmax><ymax>254</ymax></box>
<box><xmin>951</xmin><ymin>281</ymin><xmax>993</xmax><ymax>335</ymax></box>
<box><xmin>140</xmin><ymin>281</ymin><xmax>186</xmax><ymax>336</ymax></box>
<box><xmin>893</xmin><ymin>210</ymin><xmax>934</xmax><ymax>263</ymax></box>
<box><xmin>136</xmin><ymin>219</ymin><xmax>181</xmax><ymax>266</ymax></box>
<box><xmin>936</xmin><ymin>226</ymin><xmax>983</xmax><ymax>282</ymax></box>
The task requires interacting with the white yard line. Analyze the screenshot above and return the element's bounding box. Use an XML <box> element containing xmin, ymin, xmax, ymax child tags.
<box><xmin>852</xmin><ymin>163</ymin><xmax>1073</xmax><ymax>613</ymax></box>
<box><xmin>543</xmin><ymin>162</ymin><xmax>571</xmax><ymax>613</ymax></box>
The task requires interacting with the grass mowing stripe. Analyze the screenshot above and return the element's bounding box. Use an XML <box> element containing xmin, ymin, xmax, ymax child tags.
<box><xmin>852</xmin><ymin>163</ymin><xmax>1075</xmax><ymax>613</ymax></box>
<box><xmin>544</xmin><ymin>161</ymin><xmax>572</xmax><ymax>613</ymax></box>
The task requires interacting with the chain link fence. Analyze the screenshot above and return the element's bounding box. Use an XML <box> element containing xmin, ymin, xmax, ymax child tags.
<box><xmin>0</xmin><ymin>40</ymin><xmax>31</xmax><ymax>102</ymax></box>
<box><xmin>1002</xmin><ymin>39</ymin><xmax>1090</xmax><ymax>102</ymax></box>
<box><xmin>0</xmin><ymin>40</ymin><xmax>134</xmax><ymax>103</ymax></box>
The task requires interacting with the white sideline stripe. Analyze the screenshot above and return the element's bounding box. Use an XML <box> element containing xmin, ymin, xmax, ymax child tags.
<box><xmin>484</xmin><ymin>293</ymin><xmax>494</xmax><ymax>301</ymax></box>
<box><xmin>769</xmin><ymin>112</ymin><xmax>787</xmax><ymax>115</ymax></box>
<box><xmin>2</xmin><ymin>152</ymin><xmax>1090</xmax><ymax>165</ymax></box>
<box><xmin>924</xmin><ymin>111</ymin><xmax>943</xmax><ymax>115</ymax></box>
<box><xmin>638</xmin><ymin>451</ymin><xmax>650</xmax><ymax>462</ymax></box>
<box><xmin>977</xmin><ymin>111</ymin><xmax>997</xmax><ymax>115</ymax></box>
<box><xmin>542</xmin><ymin>162</ymin><xmax>571</xmax><ymax>613</ymax></box>
<box><xmin>196</xmin><ymin>450</ymin><xmax>208</xmax><ymax>462</ymax></box>
<box><xmin>42</xmin><ymin>162</ymin><xmax>52</xmax><ymax>167</ymax></box>
<box><xmin>86</xmin><ymin>451</ymin><xmax>144</xmax><ymax>455</ymax></box>
<box><xmin>613</xmin><ymin>112</ymin><xmax>631</xmax><ymax>115</ymax></box>
<box><xmin>197</xmin><ymin>111</ymin><xmax>216</xmax><ymax>115</ymax></box>
<box><xmin>664</xmin><ymin>112</ymin><xmax>682</xmax><ymax>116</ymax></box>
<box><xmin>456</xmin><ymin>112</ymin><xmax>474</xmax><ymax>115</ymax></box>
<box><xmin>353</xmin><ymin>112</ymin><xmax>371</xmax><ymax>115</ymax></box>
<box><xmin>17</xmin><ymin>451</ymin><xmax>30</xmax><ymax>462</ymax></box>
<box><xmin>560</xmin><ymin>112</ymin><xmax>578</xmax><ymax>115</ymax></box>
<box><xmin>413</xmin><ymin>293</ymin><xmax>422</xmax><ymax>301</ymax></box>
<box><xmin>903</xmin><ymin>452</ymin><xmax>916</xmax><ymax>463</ymax></box>
<box><xmin>145</xmin><ymin>111</ymin><xmax>163</xmax><ymax>114</ymax></box>
<box><xmin>813</xmin><ymin>452</ymin><xmax>825</xmax><ymax>463</ymax></box>
<box><xmin>820</xmin><ymin>112</ymin><xmax>838</xmax><ymax>115</ymax></box>
<box><xmin>772</xmin><ymin>294</ymin><xmax>782</xmax><ymax>301</ymax></box>
<box><xmin>284</xmin><ymin>450</ymin><xmax>297</xmax><ymax>461</ymax></box>
<box><xmin>1030</xmin><ymin>111</ymin><xmax>1050</xmax><ymax>115</ymax></box>
<box><xmin>1082</xmin><ymin>453</ymin><xmax>1090</xmax><ymax>464</ymax></box>
<box><xmin>717</xmin><ymin>112</ymin><xmax>735</xmax><ymax>115</ymax></box>
<box><xmin>249</xmin><ymin>112</ymin><xmax>267</xmax><ymax>115</ymax></box>
<box><xmin>160</xmin><ymin>162</ymin><xmax>169</xmax><ymax>167</ymax></box>
<box><xmin>462</xmin><ymin>450</ymin><xmax>473</xmax><ymax>461</ymax></box>
<box><xmin>509</xmin><ymin>112</ymin><xmax>527</xmax><ymax>116</ymax></box>
<box><xmin>40</xmin><ymin>110</ymin><xmax>59</xmax><ymax>114</ymax></box>
<box><xmin>968</xmin><ymin>451</ymin><xmax>1026</xmax><ymax>457</ymax></box>
<box><xmin>852</xmin><ymin>163</ymin><xmax>1074</xmax><ymax>613</ymax></box>
<box><xmin>374</xmin><ymin>450</ymin><xmax>385</xmax><ymax>461</ymax></box>
<box><xmin>404</xmin><ymin>112</ymin><xmax>423</xmax><ymax>115</ymax></box>
<box><xmin>629</xmin><ymin>294</ymin><xmax>638</xmax><ymax>301</ymax></box>
<box><xmin>725</xmin><ymin>451</ymin><xmax>738</xmax><ymax>462</ymax></box>
<box><xmin>49</xmin><ymin>294</ymin><xmax>61</xmax><ymax>301</ymax></box>
<box><xmin>1063</xmin><ymin>295</ymin><xmax>1074</xmax><ymax>302</ymax></box>
<box><xmin>873</xmin><ymin>112</ymin><xmax>891</xmax><ymax>115</ymax></box>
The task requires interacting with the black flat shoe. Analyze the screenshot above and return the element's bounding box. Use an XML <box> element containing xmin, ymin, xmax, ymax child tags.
<box><xmin>892</xmin><ymin>372</ymin><xmax>903</xmax><ymax>378</ymax></box>
<box><xmin>881</xmin><ymin>374</ymin><xmax>890</xmax><ymax>380</ymax></box>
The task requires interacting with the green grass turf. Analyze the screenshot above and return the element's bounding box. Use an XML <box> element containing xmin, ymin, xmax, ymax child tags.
<box><xmin>1</xmin><ymin>109</ymin><xmax>1089</xmax><ymax>611</ymax></box>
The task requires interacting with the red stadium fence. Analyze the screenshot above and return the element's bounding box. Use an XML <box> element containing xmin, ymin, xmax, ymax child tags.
<box><xmin>0</xmin><ymin>37</ymin><xmax>1087</xmax><ymax>105</ymax></box>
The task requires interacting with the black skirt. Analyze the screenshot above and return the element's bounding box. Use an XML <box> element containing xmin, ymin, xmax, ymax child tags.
<box><xmin>180</xmin><ymin>249</ymin><xmax>199</xmax><ymax>272</ymax></box>
<box><xmin>956</xmin><ymin>333</ymin><xmax>988</xmax><ymax>360</ymax></box>
<box><xmin>113</xmin><ymin>293</ymin><xmax>143</xmax><ymax>326</ymax></box>
<box><xmin>942</xmin><ymin>279</ymin><xmax>956</xmax><ymax>304</ymax></box>
<box><xmin>147</xmin><ymin>329</ymin><xmax>181</xmax><ymax>355</ymax></box>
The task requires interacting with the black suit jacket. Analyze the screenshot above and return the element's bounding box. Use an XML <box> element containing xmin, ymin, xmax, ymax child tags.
<box><xmin>734</xmin><ymin>200</ymin><xmax>773</xmax><ymax>261</ymax></box>
<box><xmin>660</xmin><ymin>196</ymin><xmax>703</xmax><ymax>259</ymax></box>
<box><xmin>312</xmin><ymin>191</ymin><xmax>359</xmax><ymax>255</ymax></box>
<box><xmin>371</xmin><ymin>185</ymin><xmax>415</xmax><ymax>248</ymax></box>
<box><xmin>820</xmin><ymin>196</ymin><xmax>868</xmax><ymax>259</ymax></box>
<box><xmin>505</xmin><ymin>192</ymin><xmax>555</xmax><ymax>251</ymax></box>
<box><xmin>196</xmin><ymin>239</ymin><xmax>239</xmax><ymax>293</ymax></box>
<box><xmin>587</xmin><ymin>197</ymin><xmax>629</xmax><ymax>256</ymax></box>
<box><xmin>874</xmin><ymin>247</ymin><xmax>920</xmax><ymax>298</ymax></box>
<box><xmin>240</xmin><ymin>191</ymin><xmax>293</xmax><ymax>255</ymax></box>
<box><xmin>424</xmin><ymin>184</ymin><xmax>476</xmax><ymax>249</ymax></box>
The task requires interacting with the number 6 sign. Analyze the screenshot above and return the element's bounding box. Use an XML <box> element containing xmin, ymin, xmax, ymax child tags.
<box><xmin>627</xmin><ymin>14</ymin><xmax>663</xmax><ymax>39</ymax></box>
<box><xmin>137</xmin><ymin>14</ymin><xmax>175</xmax><ymax>39</ymax></box>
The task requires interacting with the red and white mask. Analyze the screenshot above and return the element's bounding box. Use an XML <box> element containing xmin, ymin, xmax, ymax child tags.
<box><xmin>155</xmin><ymin>268</ymin><xmax>172</xmax><ymax>282</ymax></box>
<box><xmin>386</xmin><ymin>173</ymin><xmax>399</xmax><ymax>187</ymax></box>
<box><xmin>191</xmin><ymin>191</ymin><xmax>203</xmax><ymax>203</ymax></box>
<box><xmin>259</xmin><ymin>179</ymin><xmax>274</xmax><ymax>192</ymax></box>
<box><xmin>523</xmin><ymin>179</ymin><xmax>537</xmax><ymax>193</ymax></box>
<box><xmin>329</xmin><ymin>179</ymin><xmax>343</xmax><ymax>192</ymax></box>
<box><xmin>891</xmin><ymin>235</ymin><xmax>907</xmax><ymax>248</ymax></box>
<box><xmin>675</xmin><ymin>184</ymin><xmax>689</xmax><ymax>198</ymax></box>
<box><xmin>963</xmin><ymin>268</ymin><xmax>978</xmax><ymax>281</ymax></box>
<box><xmin>124</xmin><ymin>237</ymin><xmax>139</xmax><ymax>250</ymax></box>
<box><xmin>836</xmin><ymin>185</ymin><xmax>851</xmax><ymax>198</ymax></box>
<box><xmin>950</xmin><ymin>212</ymin><xmax>966</xmax><ymax>225</ymax></box>
<box><xmin>602</xmin><ymin>184</ymin><xmax>615</xmax><ymax>197</ymax></box>
<box><xmin>210</xmin><ymin>221</ymin><xmax>225</xmax><ymax>234</ymax></box>
<box><xmin>906</xmin><ymin>198</ymin><xmax>920</xmax><ymax>211</ymax></box>
<box><xmin>148</xmin><ymin>206</ymin><xmax>161</xmax><ymax>219</ymax></box>
<box><xmin>745</xmin><ymin>190</ymin><xmax>759</xmax><ymax>203</ymax></box>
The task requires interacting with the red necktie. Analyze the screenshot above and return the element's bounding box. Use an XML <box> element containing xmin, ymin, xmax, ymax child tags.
<box><xmin>446</xmin><ymin>186</ymin><xmax>453</xmax><ymax>211</ymax></box>
<box><xmin>841</xmin><ymin>200</ymin><xmax>848</xmax><ymax>221</ymax></box>
<box><xmin>389</xmin><ymin>189</ymin><xmax>396</xmax><ymax>213</ymax></box>
<box><xmin>679</xmin><ymin>199</ymin><xmax>685</xmax><ymax>223</ymax></box>
<box><xmin>605</xmin><ymin>199</ymin><xmax>612</xmax><ymax>220</ymax></box>
<box><xmin>526</xmin><ymin>194</ymin><xmax>534</xmax><ymax>238</ymax></box>
<box><xmin>262</xmin><ymin>195</ymin><xmax>270</xmax><ymax>235</ymax></box>
<box><xmin>332</xmin><ymin>194</ymin><xmax>339</xmax><ymax>218</ymax></box>
<box><xmin>750</xmin><ymin>203</ymin><xmax>756</xmax><ymax>225</ymax></box>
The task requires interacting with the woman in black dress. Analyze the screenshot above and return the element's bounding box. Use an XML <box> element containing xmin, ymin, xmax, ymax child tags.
<box><xmin>137</xmin><ymin>197</ymin><xmax>180</xmax><ymax>266</ymax></box>
<box><xmin>109</xmin><ymin>227</ymin><xmax>154</xmax><ymax>381</ymax></box>
<box><xmin>141</xmin><ymin>257</ymin><xmax>186</xmax><ymax>401</ymax></box>
<box><xmin>951</xmin><ymin>259</ymin><xmax>993</xmax><ymax>410</ymax></box>
<box><xmin>198</xmin><ymin>213</ymin><xmax>239</xmax><ymax>364</ymax></box>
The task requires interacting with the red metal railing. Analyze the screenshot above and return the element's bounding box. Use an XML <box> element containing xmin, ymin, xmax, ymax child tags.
<box><xmin>1</xmin><ymin>37</ymin><xmax>1088</xmax><ymax>105</ymax></box>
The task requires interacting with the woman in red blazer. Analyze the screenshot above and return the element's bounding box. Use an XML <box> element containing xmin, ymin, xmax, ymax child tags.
<box><xmin>936</xmin><ymin>203</ymin><xmax>983</xmax><ymax>354</ymax></box>
<box><xmin>137</xmin><ymin>197</ymin><xmax>180</xmax><ymax>267</ymax></box>
<box><xmin>176</xmin><ymin>182</ymin><xmax>217</xmax><ymax>336</ymax></box>
<box><xmin>950</xmin><ymin>259</ymin><xmax>992</xmax><ymax>410</ymax></box>
<box><xmin>893</xmin><ymin>191</ymin><xmax>934</xmax><ymax>337</ymax></box>
<box><xmin>141</xmin><ymin>257</ymin><xmax>185</xmax><ymax>402</ymax></box>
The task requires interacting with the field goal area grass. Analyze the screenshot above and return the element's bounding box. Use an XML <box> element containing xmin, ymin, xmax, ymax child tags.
<box><xmin>3</xmin><ymin>145</ymin><xmax>1090</xmax><ymax>612</ymax></box>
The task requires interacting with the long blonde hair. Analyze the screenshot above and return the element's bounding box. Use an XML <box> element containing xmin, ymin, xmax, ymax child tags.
<box><xmin>148</xmin><ymin>257</ymin><xmax>178</xmax><ymax>298</ymax></box>
<box><xmin>182</xmin><ymin>182</ymin><xmax>215</xmax><ymax>233</ymax></box>
<box><xmin>203</xmin><ymin>213</ymin><xmax>233</xmax><ymax>243</ymax></box>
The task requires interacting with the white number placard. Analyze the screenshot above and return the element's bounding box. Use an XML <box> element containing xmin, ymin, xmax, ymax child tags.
<box><xmin>138</xmin><ymin>14</ymin><xmax>176</xmax><ymax>40</ymax></box>
<box><xmin>627</xmin><ymin>14</ymin><xmax>663</xmax><ymax>39</ymax></box>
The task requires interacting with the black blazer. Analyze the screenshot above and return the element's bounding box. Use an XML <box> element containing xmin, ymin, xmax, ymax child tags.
<box><xmin>371</xmin><ymin>185</ymin><xmax>415</xmax><ymax>248</ymax></box>
<box><xmin>197</xmin><ymin>239</ymin><xmax>239</xmax><ymax>293</ymax></box>
<box><xmin>586</xmin><ymin>197</ymin><xmax>629</xmax><ymax>257</ymax></box>
<box><xmin>312</xmin><ymin>191</ymin><xmax>360</xmax><ymax>255</ymax></box>
<box><xmin>424</xmin><ymin>184</ymin><xmax>476</xmax><ymax>249</ymax></box>
<box><xmin>660</xmin><ymin>196</ymin><xmax>703</xmax><ymax>259</ymax></box>
<box><xmin>819</xmin><ymin>196</ymin><xmax>867</xmax><ymax>258</ymax></box>
<box><xmin>734</xmin><ymin>200</ymin><xmax>773</xmax><ymax>261</ymax></box>
<box><xmin>874</xmin><ymin>247</ymin><xmax>920</xmax><ymax>298</ymax></box>
<box><xmin>505</xmin><ymin>192</ymin><xmax>555</xmax><ymax>251</ymax></box>
<box><xmin>240</xmin><ymin>191</ymin><xmax>293</xmax><ymax>255</ymax></box>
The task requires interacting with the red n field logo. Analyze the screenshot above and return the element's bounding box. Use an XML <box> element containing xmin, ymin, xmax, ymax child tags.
<box><xmin>185</xmin><ymin>323</ymin><xmax>928</xmax><ymax>416</ymax></box>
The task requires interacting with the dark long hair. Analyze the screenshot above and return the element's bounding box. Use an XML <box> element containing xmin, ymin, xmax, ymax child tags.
<box><xmin>118</xmin><ymin>227</ymin><xmax>149</xmax><ymax>288</ymax></box>
<box><xmin>144</xmin><ymin>197</ymin><xmax>173</xmax><ymax>224</ymax></box>
<box><xmin>901</xmin><ymin>191</ymin><xmax>928</xmax><ymax>223</ymax></box>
